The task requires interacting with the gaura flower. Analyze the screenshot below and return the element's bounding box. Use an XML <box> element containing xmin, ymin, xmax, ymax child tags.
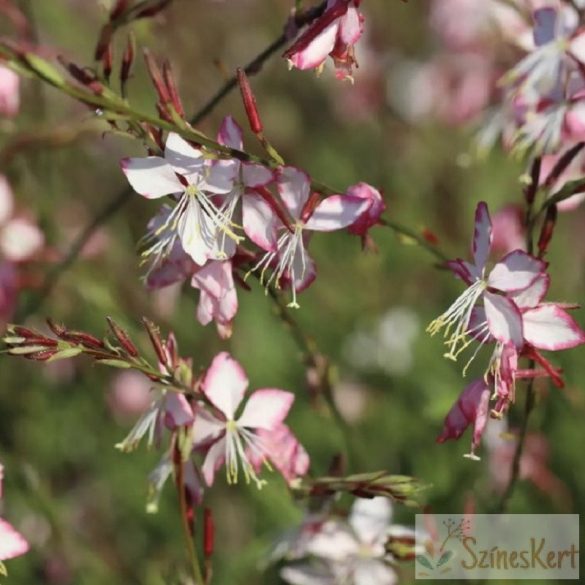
<box><xmin>281</xmin><ymin>497</ymin><xmax>410</xmax><ymax>585</ymax></box>
<box><xmin>248</xmin><ymin>166</ymin><xmax>369</xmax><ymax>307</ymax></box>
<box><xmin>283</xmin><ymin>0</ymin><xmax>364</xmax><ymax>81</ymax></box>
<box><xmin>192</xmin><ymin>352</ymin><xmax>295</xmax><ymax>488</ymax></box>
<box><xmin>427</xmin><ymin>201</ymin><xmax>546</xmax><ymax>369</ymax></box>
<box><xmin>121</xmin><ymin>132</ymin><xmax>239</xmax><ymax>266</ymax></box>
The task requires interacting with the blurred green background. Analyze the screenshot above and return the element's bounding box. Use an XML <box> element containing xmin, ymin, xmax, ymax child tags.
<box><xmin>1</xmin><ymin>1</ymin><xmax>584</xmax><ymax>583</ymax></box>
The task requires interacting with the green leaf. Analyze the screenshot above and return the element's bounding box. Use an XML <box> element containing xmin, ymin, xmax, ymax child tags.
<box><xmin>416</xmin><ymin>556</ymin><xmax>434</xmax><ymax>570</ymax></box>
<box><xmin>437</xmin><ymin>550</ymin><xmax>453</xmax><ymax>567</ymax></box>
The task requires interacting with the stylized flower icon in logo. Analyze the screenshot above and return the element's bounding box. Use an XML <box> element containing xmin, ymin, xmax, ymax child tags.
<box><xmin>416</xmin><ymin>517</ymin><xmax>472</xmax><ymax>576</ymax></box>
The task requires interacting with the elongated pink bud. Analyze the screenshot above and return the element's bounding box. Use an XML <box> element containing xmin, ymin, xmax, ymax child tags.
<box><xmin>437</xmin><ymin>379</ymin><xmax>491</xmax><ymax>459</ymax></box>
<box><xmin>237</xmin><ymin>68</ymin><xmax>263</xmax><ymax>135</ymax></box>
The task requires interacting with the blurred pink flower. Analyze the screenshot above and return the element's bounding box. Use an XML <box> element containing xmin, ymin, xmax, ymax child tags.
<box><xmin>108</xmin><ymin>370</ymin><xmax>153</xmax><ymax>420</ymax></box>
<box><xmin>540</xmin><ymin>147</ymin><xmax>585</xmax><ymax>210</ymax></box>
<box><xmin>0</xmin><ymin>175</ymin><xmax>44</xmax><ymax>262</ymax></box>
<box><xmin>0</xmin><ymin>65</ymin><xmax>19</xmax><ymax>118</ymax></box>
<box><xmin>486</xmin><ymin>420</ymin><xmax>570</xmax><ymax>503</ymax></box>
<box><xmin>491</xmin><ymin>204</ymin><xmax>526</xmax><ymax>254</ymax></box>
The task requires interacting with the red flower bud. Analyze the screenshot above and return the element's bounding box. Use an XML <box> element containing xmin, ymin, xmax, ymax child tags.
<box><xmin>106</xmin><ymin>317</ymin><xmax>139</xmax><ymax>357</ymax></box>
<box><xmin>237</xmin><ymin>68</ymin><xmax>263</xmax><ymax>135</ymax></box>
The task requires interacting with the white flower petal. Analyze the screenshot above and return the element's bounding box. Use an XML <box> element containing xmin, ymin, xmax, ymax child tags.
<box><xmin>121</xmin><ymin>156</ymin><xmax>183</xmax><ymax>199</ymax></box>
<box><xmin>237</xmin><ymin>389</ymin><xmax>294</xmax><ymax>430</ymax></box>
<box><xmin>304</xmin><ymin>195</ymin><xmax>369</xmax><ymax>232</ymax></box>
<box><xmin>202</xmin><ymin>352</ymin><xmax>249</xmax><ymax>418</ymax></box>
<box><xmin>484</xmin><ymin>291</ymin><xmax>524</xmax><ymax>347</ymax></box>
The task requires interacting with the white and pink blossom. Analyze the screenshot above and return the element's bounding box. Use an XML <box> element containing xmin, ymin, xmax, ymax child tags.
<box><xmin>284</xmin><ymin>0</ymin><xmax>364</xmax><ymax>81</ymax></box>
<box><xmin>121</xmin><ymin>132</ymin><xmax>238</xmax><ymax>266</ymax></box>
<box><xmin>192</xmin><ymin>352</ymin><xmax>297</xmax><ymax>488</ymax></box>
<box><xmin>428</xmin><ymin>201</ymin><xmax>546</xmax><ymax>368</ymax></box>
<box><xmin>247</xmin><ymin>166</ymin><xmax>368</xmax><ymax>307</ymax></box>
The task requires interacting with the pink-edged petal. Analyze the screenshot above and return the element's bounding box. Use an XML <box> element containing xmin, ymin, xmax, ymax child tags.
<box><xmin>217</xmin><ymin>115</ymin><xmax>243</xmax><ymax>150</ymax></box>
<box><xmin>487</xmin><ymin>250</ymin><xmax>546</xmax><ymax>292</ymax></box>
<box><xmin>163</xmin><ymin>392</ymin><xmax>194</xmax><ymax>429</ymax></box>
<box><xmin>288</xmin><ymin>20</ymin><xmax>339</xmax><ymax>70</ymax></box>
<box><xmin>522</xmin><ymin>304</ymin><xmax>585</xmax><ymax>350</ymax></box>
<box><xmin>304</xmin><ymin>195</ymin><xmax>370</xmax><ymax>232</ymax></box>
<box><xmin>0</xmin><ymin>175</ymin><xmax>14</xmax><ymax>225</ymax></box>
<box><xmin>346</xmin><ymin>182</ymin><xmax>386</xmax><ymax>236</ymax></box>
<box><xmin>201</xmin><ymin>437</ymin><xmax>226</xmax><ymax>486</ymax></box>
<box><xmin>533</xmin><ymin>7</ymin><xmax>558</xmax><ymax>47</ymax></box>
<box><xmin>472</xmin><ymin>201</ymin><xmax>492</xmax><ymax>274</ymax></box>
<box><xmin>120</xmin><ymin>156</ymin><xmax>183</xmax><ymax>199</ymax></box>
<box><xmin>510</xmin><ymin>273</ymin><xmax>550</xmax><ymax>309</ymax></box>
<box><xmin>277</xmin><ymin>166</ymin><xmax>311</xmax><ymax>219</ymax></box>
<box><xmin>192</xmin><ymin>409</ymin><xmax>225</xmax><ymax>446</ymax></box>
<box><xmin>0</xmin><ymin>218</ymin><xmax>44</xmax><ymax>262</ymax></box>
<box><xmin>191</xmin><ymin>260</ymin><xmax>238</xmax><ymax>325</ymax></box>
<box><xmin>196</xmin><ymin>290</ymin><xmax>215</xmax><ymax>326</ymax></box>
<box><xmin>249</xmin><ymin>424</ymin><xmax>309</xmax><ymax>484</ymax></box>
<box><xmin>237</xmin><ymin>389</ymin><xmax>294</xmax><ymax>430</ymax></box>
<box><xmin>437</xmin><ymin>378</ymin><xmax>491</xmax><ymax>453</ymax></box>
<box><xmin>349</xmin><ymin>497</ymin><xmax>392</xmax><ymax>545</ymax></box>
<box><xmin>202</xmin><ymin>352</ymin><xmax>248</xmax><ymax>418</ymax></box>
<box><xmin>164</xmin><ymin>132</ymin><xmax>205</xmax><ymax>176</ymax></box>
<box><xmin>0</xmin><ymin>518</ymin><xmax>29</xmax><ymax>561</ymax></box>
<box><xmin>484</xmin><ymin>291</ymin><xmax>524</xmax><ymax>347</ymax></box>
<box><xmin>242</xmin><ymin>163</ymin><xmax>273</xmax><ymax>188</ymax></box>
<box><xmin>242</xmin><ymin>193</ymin><xmax>279</xmax><ymax>251</ymax></box>
<box><xmin>338</xmin><ymin>5</ymin><xmax>363</xmax><ymax>46</ymax></box>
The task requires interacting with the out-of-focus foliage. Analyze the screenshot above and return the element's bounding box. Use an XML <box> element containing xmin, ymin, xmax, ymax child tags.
<box><xmin>1</xmin><ymin>1</ymin><xmax>584</xmax><ymax>584</ymax></box>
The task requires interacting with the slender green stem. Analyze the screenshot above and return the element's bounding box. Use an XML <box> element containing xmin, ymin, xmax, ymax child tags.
<box><xmin>175</xmin><ymin>452</ymin><xmax>205</xmax><ymax>585</ymax></box>
<box><xmin>265</xmin><ymin>287</ymin><xmax>355</xmax><ymax>467</ymax></box>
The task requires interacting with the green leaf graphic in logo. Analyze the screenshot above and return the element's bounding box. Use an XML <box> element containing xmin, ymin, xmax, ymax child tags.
<box><xmin>437</xmin><ymin>550</ymin><xmax>453</xmax><ymax>567</ymax></box>
<box><xmin>416</xmin><ymin>555</ymin><xmax>434</xmax><ymax>570</ymax></box>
